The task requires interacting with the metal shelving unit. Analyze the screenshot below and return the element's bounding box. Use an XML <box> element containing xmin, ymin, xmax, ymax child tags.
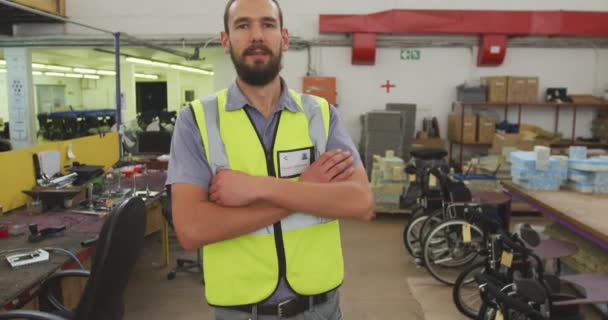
<box><xmin>449</xmin><ymin>101</ymin><xmax>608</xmax><ymax>167</ymax></box>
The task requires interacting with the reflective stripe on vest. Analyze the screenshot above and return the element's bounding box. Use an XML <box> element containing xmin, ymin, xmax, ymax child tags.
<box><xmin>190</xmin><ymin>90</ymin><xmax>344</xmax><ymax>306</ymax></box>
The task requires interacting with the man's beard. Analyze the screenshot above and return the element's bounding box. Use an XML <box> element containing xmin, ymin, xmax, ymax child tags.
<box><xmin>230</xmin><ymin>43</ymin><xmax>282</xmax><ymax>86</ymax></box>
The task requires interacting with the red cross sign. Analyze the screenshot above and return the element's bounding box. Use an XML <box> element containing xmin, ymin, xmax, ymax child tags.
<box><xmin>381</xmin><ymin>80</ymin><xmax>396</xmax><ymax>93</ymax></box>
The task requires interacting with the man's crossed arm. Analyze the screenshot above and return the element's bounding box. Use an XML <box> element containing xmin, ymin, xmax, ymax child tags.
<box><xmin>172</xmin><ymin>150</ymin><xmax>374</xmax><ymax>250</ymax></box>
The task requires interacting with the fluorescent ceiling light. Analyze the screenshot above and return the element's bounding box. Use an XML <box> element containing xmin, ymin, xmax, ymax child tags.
<box><xmin>73</xmin><ymin>68</ymin><xmax>97</xmax><ymax>74</ymax></box>
<box><xmin>45</xmin><ymin>65</ymin><xmax>72</xmax><ymax>71</ymax></box>
<box><xmin>134</xmin><ymin>73</ymin><xmax>159</xmax><ymax>80</ymax></box>
<box><xmin>126</xmin><ymin>57</ymin><xmax>169</xmax><ymax>68</ymax></box>
<box><xmin>97</xmin><ymin>70</ymin><xmax>116</xmax><ymax>76</ymax></box>
<box><xmin>2</xmin><ymin>60</ymin><xmax>106</xmax><ymax>78</ymax></box>
<box><xmin>126</xmin><ymin>56</ymin><xmax>213</xmax><ymax>75</ymax></box>
<box><xmin>45</xmin><ymin>72</ymin><xmax>66</xmax><ymax>77</ymax></box>
<box><xmin>169</xmin><ymin>64</ymin><xmax>213</xmax><ymax>75</ymax></box>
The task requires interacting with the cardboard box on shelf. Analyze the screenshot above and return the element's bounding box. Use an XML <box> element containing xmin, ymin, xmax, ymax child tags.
<box><xmin>477</xmin><ymin>116</ymin><xmax>496</xmax><ymax>144</ymax></box>
<box><xmin>507</xmin><ymin>76</ymin><xmax>539</xmax><ymax>103</ymax></box>
<box><xmin>448</xmin><ymin>113</ymin><xmax>477</xmax><ymax>143</ymax></box>
<box><xmin>507</xmin><ymin>77</ymin><xmax>527</xmax><ymax>103</ymax></box>
<box><xmin>481</xmin><ymin>76</ymin><xmax>508</xmax><ymax>103</ymax></box>
<box><xmin>489</xmin><ymin>133</ymin><xmax>521</xmax><ymax>155</ymax></box>
<box><xmin>524</xmin><ymin>77</ymin><xmax>539</xmax><ymax>103</ymax></box>
<box><xmin>489</xmin><ymin>132</ymin><xmax>549</xmax><ymax>155</ymax></box>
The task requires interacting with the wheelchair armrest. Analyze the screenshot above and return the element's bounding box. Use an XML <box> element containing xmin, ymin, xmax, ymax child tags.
<box><xmin>0</xmin><ymin>310</ymin><xmax>67</xmax><ymax>320</ymax></box>
<box><xmin>40</xmin><ymin>270</ymin><xmax>90</xmax><ymax>315</ymax></box>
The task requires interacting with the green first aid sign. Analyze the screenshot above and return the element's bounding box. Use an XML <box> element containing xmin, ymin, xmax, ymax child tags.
<box><xmin>401</xmin><ymin>49</ymin><xmax>421</xmax><ymax>60</ymax></box>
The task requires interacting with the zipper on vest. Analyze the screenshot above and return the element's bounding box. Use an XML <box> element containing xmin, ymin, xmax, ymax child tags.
<box><xmin>244</xmin><ymin>109</ymin><xmax>287</xmax><ymax>279</ymax></box>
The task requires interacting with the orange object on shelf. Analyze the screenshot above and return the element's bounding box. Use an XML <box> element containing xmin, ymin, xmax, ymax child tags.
<box><xmin>303</xmin><ymin>76</ymin><xmax>337</xmax><ymax>106</ymax></box>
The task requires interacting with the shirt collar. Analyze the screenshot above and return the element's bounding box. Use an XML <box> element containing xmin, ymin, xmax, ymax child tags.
<box><xmin>225</xmin><ymin>77</ymin><xmax>302</xmax><ymax>113</ymax></box>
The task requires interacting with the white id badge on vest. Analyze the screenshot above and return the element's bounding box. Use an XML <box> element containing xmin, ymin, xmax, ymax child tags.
<box><xmin>277</xmin><ymin>147</ymin><xmax>313</xmax><ymax>178</ymax></box>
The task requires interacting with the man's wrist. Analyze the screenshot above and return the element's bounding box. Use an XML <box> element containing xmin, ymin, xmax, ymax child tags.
<box><xmin>256</xmin><ymin>176</ymin><xmax>277</xmax><ymax>203</ymax></box>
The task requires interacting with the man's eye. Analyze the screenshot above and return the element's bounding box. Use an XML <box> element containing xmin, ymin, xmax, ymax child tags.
<box><xmin>263</xmin><ymin>23</ymin><xmax>276</xmax><ymax>28</ymax></box>
<box><xmin>236</xmin><ymin>24</ymin><xmax>248</xmax><ymax>29</ymax></box>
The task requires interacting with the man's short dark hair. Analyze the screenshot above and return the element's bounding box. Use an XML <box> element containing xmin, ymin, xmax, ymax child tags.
<box><xmin>223</xmin><ymin>0</ymin><xmax>283</xmax><ymax>34</ymax></box>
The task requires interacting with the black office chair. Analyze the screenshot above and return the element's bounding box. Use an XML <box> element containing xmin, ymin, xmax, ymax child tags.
<box><xmin>0</xmin><ymin>139</ymin><xmax>12</xmax><ymax>152</ymax></box>
<box><xmin>0</xmin><ymin>196</ymin><xmax>147</xmax><ymax>320</ymax></box>
<box><xmin>0</xmin><ymin>122</ymin><xmax>9</xmax><ymax>139</ymax></box>
<box><xmin>161</xmin><ymin>186</ymin><xmax>204</xmax><ymax>282</ymax></box>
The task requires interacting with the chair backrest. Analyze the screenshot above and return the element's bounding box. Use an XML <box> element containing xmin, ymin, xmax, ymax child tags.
<box><xmin>73</xmin><ymin>196</ymin><xmax>146</xmax><ymax>320</ymax></box>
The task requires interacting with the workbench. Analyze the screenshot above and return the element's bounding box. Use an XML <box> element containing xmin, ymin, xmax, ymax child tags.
<box><xmin>502</xmin><ymin>181</ymin><xmax>608</xmax><ymax>251</ymax></box>
<box><xmin>0</xmin><ymin>171</ymin><xmax>167</xmax><ymax>310</ymax></box>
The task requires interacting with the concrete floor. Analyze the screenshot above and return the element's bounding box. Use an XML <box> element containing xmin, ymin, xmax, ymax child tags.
<box><xmin>123</xmin><ymin>214</ymin><xmax>602</xmax><ymax>319</ymax></box>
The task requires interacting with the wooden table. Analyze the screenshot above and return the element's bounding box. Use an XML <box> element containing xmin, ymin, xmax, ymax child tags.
<box><xmin>502</xmin><ymin>181</ymin><xmax>608</xmax><ymax>251</ymax></box>
<box><xmin>0</xmin><ymin>171</ymin><xmax>167</xmax><ymax>310</ymax></box>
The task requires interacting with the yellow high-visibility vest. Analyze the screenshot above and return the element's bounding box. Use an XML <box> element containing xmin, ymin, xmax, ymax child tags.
<box><xmin>190</xmin><ymin>89</ymin><xmax>344</xmax><ymax>306</ymax></box>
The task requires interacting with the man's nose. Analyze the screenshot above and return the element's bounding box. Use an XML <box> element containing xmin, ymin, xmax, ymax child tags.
<box><xmin>250</xmin><ymin>24</ymin><xmax>264</xmax><ymax>42</ymax></box>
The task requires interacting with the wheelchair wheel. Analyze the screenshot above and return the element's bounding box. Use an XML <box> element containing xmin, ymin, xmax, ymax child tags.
<box><xmin>422</xmin><ymin>219</ymin><xmax>485</xmax><ymax>285</ymax></box>
<box><xmin>403</xmin><ymin>207</ymin><xmax>425</xmax><ymax>257</ymax></box>
<box><xmin>418</xmin><ymin>208</ymin><xmax>446</xmax><ymax>251</ymax></box>
<box><xmin>453</xmin><ymin>261</ymin><xmax>486</xmax><ymax>319</ymax></box>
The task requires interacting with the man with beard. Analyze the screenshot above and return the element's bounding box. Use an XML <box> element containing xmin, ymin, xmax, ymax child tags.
<box><xmin>166</xmin><ymin>0</ymin><xmax>374</xmax><ymax>319</ymax></box>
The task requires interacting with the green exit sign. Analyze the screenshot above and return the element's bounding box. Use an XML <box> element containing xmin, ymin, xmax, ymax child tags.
<box><xmin>401</xmin><ymin>49</ymin><xmax>421</xmax><ymax>60</ymax></box>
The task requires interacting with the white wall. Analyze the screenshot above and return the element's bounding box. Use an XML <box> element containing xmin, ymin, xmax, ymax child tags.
<box><xmin>274</xmin><ymin>46</ymin><xmax>608</xmax><ymax>144</ymax></box>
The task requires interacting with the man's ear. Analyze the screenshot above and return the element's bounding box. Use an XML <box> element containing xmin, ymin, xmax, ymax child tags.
<box><xmin>220</xmin><ymin>31</ymin><xmax>230</xmax><ymax>54</ymax></box>
<box><xmin>281</xmin><ymin>28</ymin><xmax>289</xmax><ymax>52</ymax></box>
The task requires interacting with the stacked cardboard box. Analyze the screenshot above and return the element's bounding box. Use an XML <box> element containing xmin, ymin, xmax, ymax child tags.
<box><xmin>477</xmin><ymin>116</ymin><xmax>497</xmax><ymax>144</ymax></box>
<box><xmin>448</xmin><ymin>113</ymin><xmax>477</xmax><ymax>143</ymax></box>
<box><xmin>481</xmin><ymin>76</ymin><xmax>508</xmax><ymax>103</ymax></box>
<box><xmin>448</xmin><ymin>113</ymin><xmax>496</xmax><ymax>144</ymax></box>
<box><xmin>507</xmin><ymin>77</ymin><xmax>539</xmax><ymax>103</ymax></box>
<box><xmin>481</xmin><ymin>76</ymin><xmax>539</xmax><ymax>103</ymax></box>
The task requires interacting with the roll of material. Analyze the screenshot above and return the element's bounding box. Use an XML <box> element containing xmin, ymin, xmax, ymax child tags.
<box><xmin>569</xmin><ymin>146</ymin><xmax>588</xmax><ymax>160</ymax></box>
<box><xmin>534</xmin><ymin>146</ymin><xmax>551</xmax><ymax>170</ymax></box>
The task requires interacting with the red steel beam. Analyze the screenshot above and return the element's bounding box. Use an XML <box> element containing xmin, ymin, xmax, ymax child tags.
<box><xmin>319</xmin><ymin>10</ymin><xmax>608</xmax><ymax>36</ymax></box>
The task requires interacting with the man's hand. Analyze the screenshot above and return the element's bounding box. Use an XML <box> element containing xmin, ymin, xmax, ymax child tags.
<box><xmin>209</xmin><ymin>168</ymin><xmax>261</xmax><ymax>206</ymax></box>
<box><xmin>300</xmin><ymin>149</ymin><xmax>355</xmax><ymax>183</ymax></box>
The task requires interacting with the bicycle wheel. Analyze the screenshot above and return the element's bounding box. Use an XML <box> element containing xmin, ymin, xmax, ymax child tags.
<box><xmin>422</xmin><ymin>219</ymin><xmax>485</xmax><ymax>285</ymax></box>
<box><xmin>403</xmin><ymin>208</ymin><xmax>426</xmax><ymax>257</ymax></box>
<box><xmin>453</xmin><ymin>261</ymin><xmax>486</xmax><ymax>319</ymax></box>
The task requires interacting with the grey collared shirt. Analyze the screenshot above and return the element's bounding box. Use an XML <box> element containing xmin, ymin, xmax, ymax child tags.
<box><xmin>166</xmin><ymin>78</ymin><xmax>361</xmax><ymax>304</ymax></box>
